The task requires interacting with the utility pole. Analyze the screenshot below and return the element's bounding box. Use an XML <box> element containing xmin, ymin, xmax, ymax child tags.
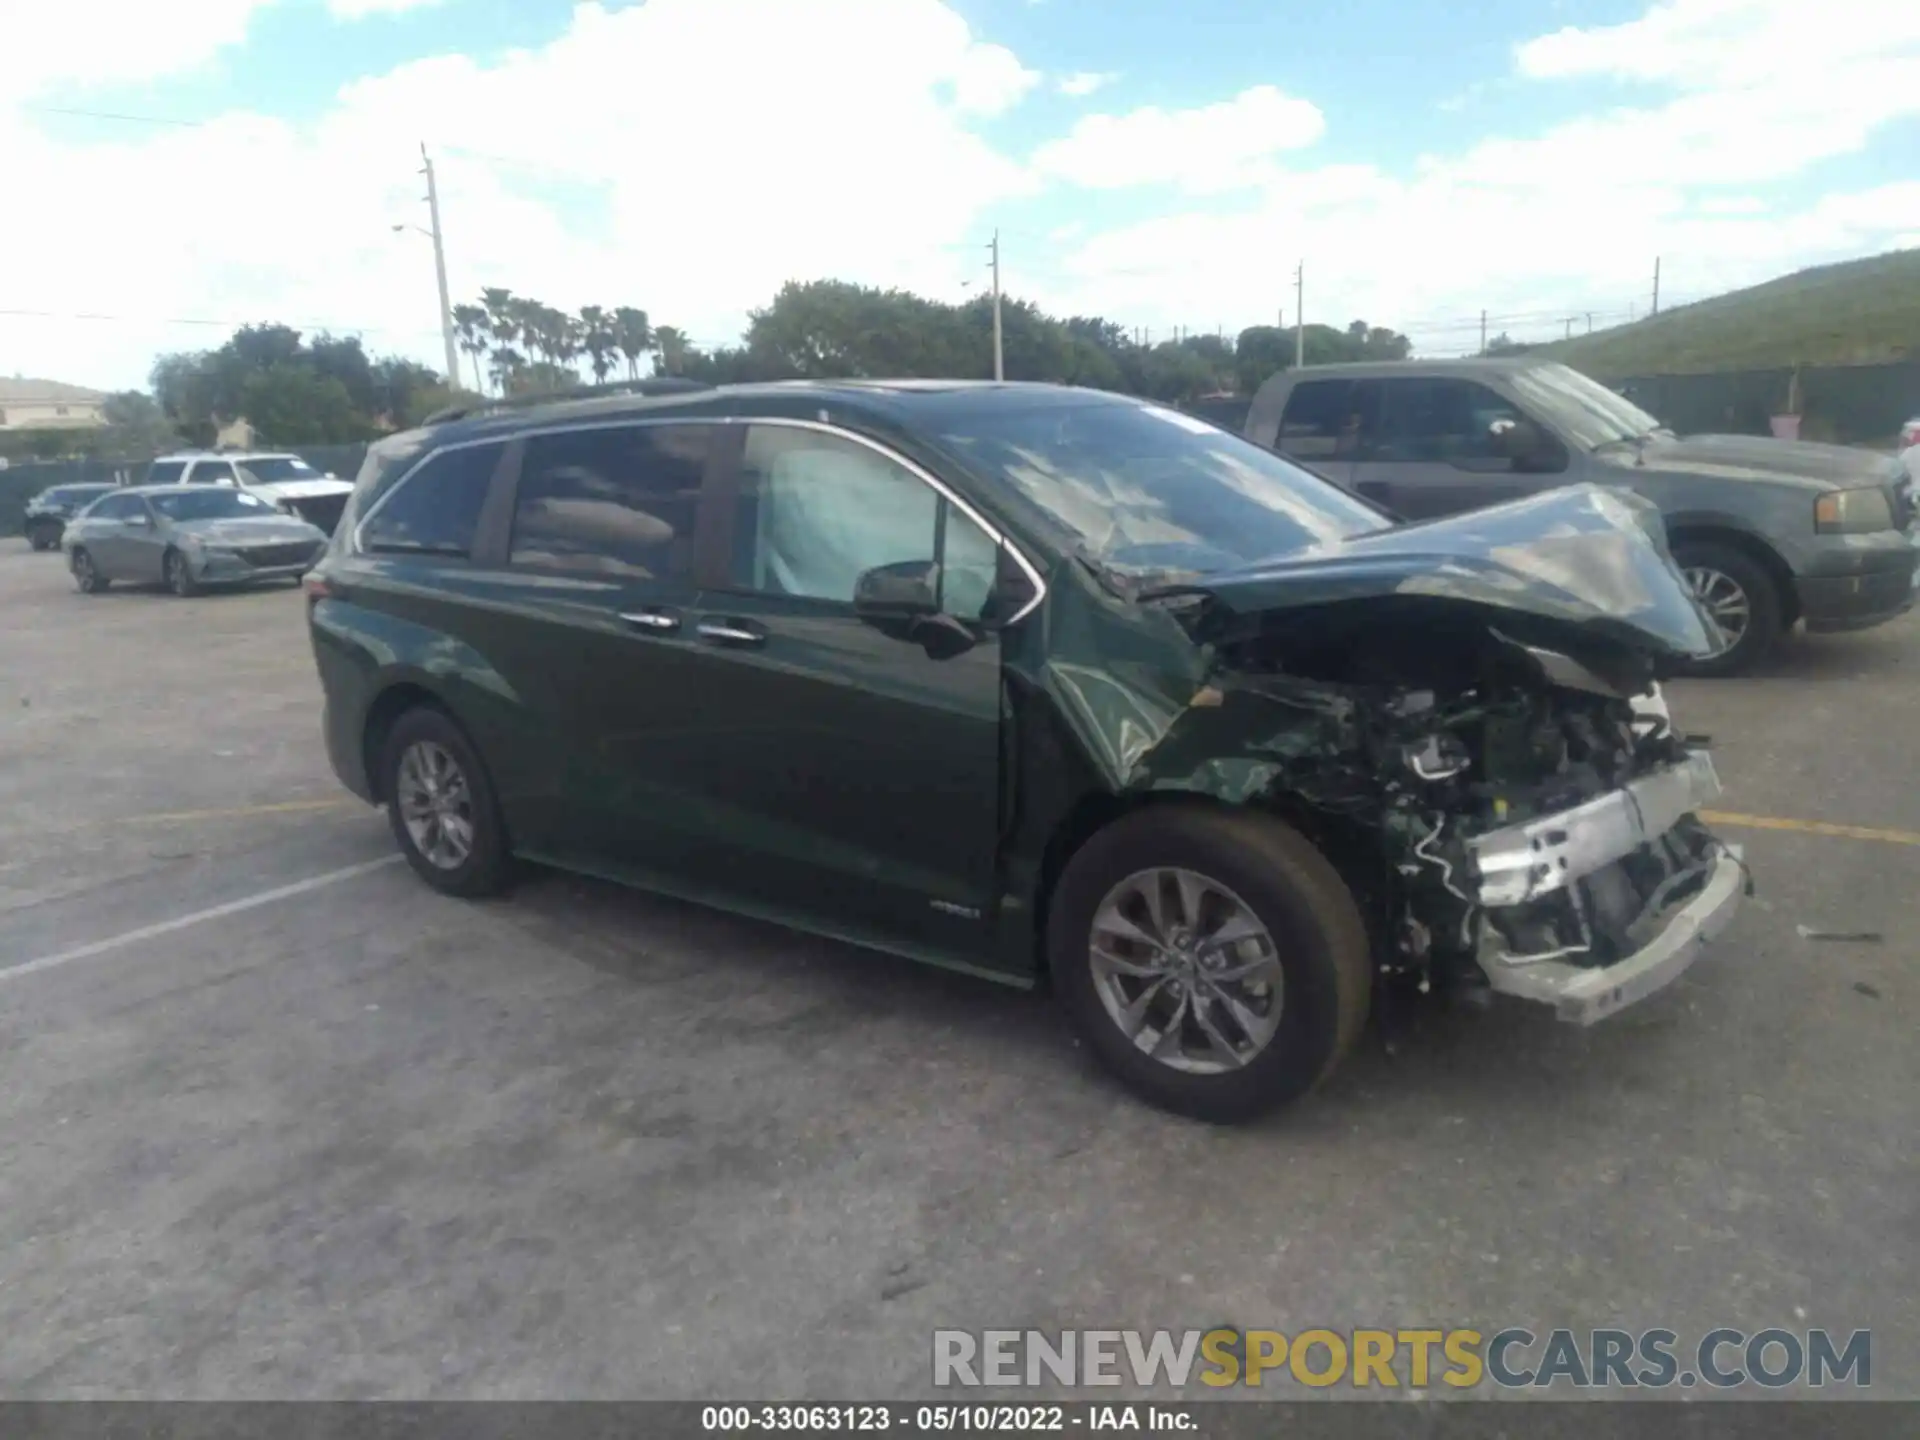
<box><xmin>1564</xmin><ymin>317</ymin><xmax>1574</xmax><ymax>340</ymax></box>
<box><xmin>1290</xmin><ymin>263</ymin><xmax>1305</xmax><ymax>368</ymax></box>
<box><xmin>1585</xmin><ymin>311</ymin><xmax>1593</xmax><ymax>334</ymax></box>
<box><xmin>1651</xmin><ymin>256</ymin><xmax>1661</xmax><ymax>316</ymax></box>
<box><xmin>419</xmin><ymin>144</ymin><xmax>460</xmax><ymax>388</ymax></box>
<box><xmin>988</xmin><ymin>229</ymin><xmax>1004</xmax><ymax>381</ymax></box>
<box><xmin>1479</xmin><ymin>309</ymin><xmax>1487</xmax><ymax>355</ymax></box>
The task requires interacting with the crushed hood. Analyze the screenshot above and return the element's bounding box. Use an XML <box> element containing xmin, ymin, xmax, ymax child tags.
<box><xmin>1143</xmin><ymin>485</ymin><xmax>1720</xmax><ymax>660</ymax></box>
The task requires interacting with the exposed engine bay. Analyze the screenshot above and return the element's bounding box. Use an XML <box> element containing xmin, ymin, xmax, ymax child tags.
<box><xmin>1145</xmin><ymin>598</ymin><xmax>1749</xmax><ymax>1018</ymax></box>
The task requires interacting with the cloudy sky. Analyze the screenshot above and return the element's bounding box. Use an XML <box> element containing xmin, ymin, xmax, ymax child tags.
<box><xmin>5</xmin><ymin>0</ymin><xmax>1919</xmax><ymax>391</ymax></box>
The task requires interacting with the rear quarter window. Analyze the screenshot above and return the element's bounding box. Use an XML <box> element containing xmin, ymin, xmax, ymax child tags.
<box><xmin>357</xmin><ymin>442</ymin><xmax>506</xmax><ymax>557</ymax></box>
<box><xmin>144</xmin><ymin>460</ymin><xmax>187</xmax><ymax>485</ymax></box>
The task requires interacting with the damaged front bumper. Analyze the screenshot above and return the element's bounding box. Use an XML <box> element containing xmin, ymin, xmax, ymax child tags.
<box><xmin>1462</xmin><ymin>750</ymin><xmax>1746</xmax><ymax>1023</ymax></box>
<box><xmin>1476</xmin><ymin>844</ymin><xmax>1745</xmax><ymax>1023</ymax></box>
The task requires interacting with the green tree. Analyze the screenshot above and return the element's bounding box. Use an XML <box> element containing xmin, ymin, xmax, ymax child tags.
<box><xmin>452</xmin><ymin>303</ymin><xmax>490</xmax><ymax>392</ymax></box>
<box><xmin>579</xmin><ymin>305</ymin><xmax>617</xmax><ymax>384</ymax></box>
<box><xmin>1233</xmin><ymin>325</ymin><xmax>1294</xmax><ymax>394</ymax></box>
<box><xmin>238</xmin><ymin>366</ymin><xmax>366</xmax><ymax>444</ymax></box>
<box><xmin>613</xmin><ymin>306</ymin><xmax>652</xmax><ymax>379</ymax></box>
<box><xmin>652</xmin><ymin>324</ymin><xmax>691</xmax><ymax>376</ymax></box>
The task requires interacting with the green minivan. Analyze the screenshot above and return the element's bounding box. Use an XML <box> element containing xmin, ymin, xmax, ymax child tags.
<box><xmin>307</xmin><ymin>380</ymin><xmax>1745</xmax><ymax>1121</ymax></box>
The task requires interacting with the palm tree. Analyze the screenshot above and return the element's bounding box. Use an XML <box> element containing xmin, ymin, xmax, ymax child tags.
<box><xmin>612</xmin><ymin>306</ymin><xmax>652</xmax><ymax>380</ymax></box>
<box><xmin>488</xmin><ymin>346</ymin><xmax>525</xmax><ymax>394</ymax></box>
<box><xmin>510</xmin><ymin>299</ymin><xmax>549</xmax><ymax>372</ymax></box>
<box><xmin>451</xmin><ymin>303</ymin><xmax>490</xmax><ymax>393</ymax></box>
<box><xmin>579</xmin><ymin>305</ymin><xmax>616</xmax><ymax>384</ymax></box>
<box><xmin>652</xmin><ymin>324</ymin><xmax>689</xmax><ymax>377</ymax></box>
<box><xmin>553</xmin><ymin>314</ymin><xmax>585</xmax><ymax>380</ymax></box>
<box><xmin>481</xmin><ymin>288</ymin><xmax>518</xmax><ymax>359</ymax></box>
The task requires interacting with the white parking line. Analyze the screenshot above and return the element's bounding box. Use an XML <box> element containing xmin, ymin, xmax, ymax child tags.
<box><xmin>0</xmin><ymin>855</ymin><xmax>402</xmax><ymax>987</ymax></box>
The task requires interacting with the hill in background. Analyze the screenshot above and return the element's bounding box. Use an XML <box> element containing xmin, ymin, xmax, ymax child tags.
<box><xmin>1537</xmin><ymin>248</ymin><xmax>1920</xmax><ymax>377</ymax></box>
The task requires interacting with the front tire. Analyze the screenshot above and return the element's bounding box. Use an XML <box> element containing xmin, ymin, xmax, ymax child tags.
<box><xmin>379</xmin><ymin>706</ymin><xmax>512</xmax><ymax>898</ymax></box>
<box><xmin>70</xmin><ymin>547</ymin><xmax>109</xmax><ymax>593</ymax></box>
<box><xmin>1670</xmin><ymin>540</ymin><xmax>1783</xmax><ymax>677</ymax></box>
<box><xmin>28</xmin><ymin>526</ymin><xmax>57</xmax><ymax>552</ymax></box>
<box><xmin>1048</xmin><ymin>806</ymin><xmax>1372</xmax><ymax>1123</ymax></box>
<box><xmin>163</xmin><ymin>547</ymin><xmax>200</xmax><ymax>597</ymax></box>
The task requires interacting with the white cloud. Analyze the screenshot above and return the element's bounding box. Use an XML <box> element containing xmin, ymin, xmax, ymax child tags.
<box><xmin>7</xmin><ymin>0</ymin><xmax>1920</xmax><ymax>394</ymax></box>
<box><xmin>0</xmin><ymin>0</ymin><xmax>279</xmax><ymax>103</ymax></box>
<box><xmin>1031</xmin><ymin>85</ymin><xmax>1325</xmax><ymax>193</ymax></box>
<box><xmin>1517</xmin><ymin>0</ymin><xmax>1920</xmax><ymax>87</ymax></box>
<box><xmin>1</xmin><ymin>0</ymin><xmax>1040</xmax><ymax>389</ymax></box>
<box><xmin>950</xmin><ymin>42</ymin><xmax>1041</xmax><ymax>116</ymax></box>
<box><xmin>1057</xmin><ymin>71</ymin><xmax>1119</xmax><ymax>98</ymax></box>
<box><xmin>329</xmin><ymin>0</ymin><xmax>448</xmax><ymax>19</ymax></box>
<box><xmin>1022</xmin><ymin>0</ymin><xmax>1920</xmax><ymax>354</ymax></box>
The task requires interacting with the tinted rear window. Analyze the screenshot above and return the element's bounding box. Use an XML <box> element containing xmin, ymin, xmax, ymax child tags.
<box><xmin>358</xmin><ymin>442</ymin><xmax>505</xmax><ymax>557</ymax></box>
<box><xmin>145</xmin><ymin>461</ymin><xmax>187</xmax><ymax>485</ymax></box>
<box><xmin>509</xmin><ymin>424</ymin><xmax>711</xmax><ymax>580</ymax></box>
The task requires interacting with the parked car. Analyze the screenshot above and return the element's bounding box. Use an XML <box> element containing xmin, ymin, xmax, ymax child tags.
<box><xmin>142</xmin><ymin>451</ymin><xmax>355</xmax><ymax>533</ymax></box>
<box><xmin>22</xmin><ymin>482</ymin><xmax>114</xmax><ymax>550</ymax></box>
<box><xmin>64</xmin><ymin>484</ymin><xmax>329</xmax><ymax>596</ymax></box>
<box><xmin>1245</xmin><ymin>358</ymin><xmax>1919</xmax><ymax>674</ymax></box>
<box><xmin>306</xmin><ymin>381</ymin><xmax>1746</xmax><ymax>1121</ymax></box>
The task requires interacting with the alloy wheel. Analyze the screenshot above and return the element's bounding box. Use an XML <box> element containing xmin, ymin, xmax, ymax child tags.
<box><xmin>1684</xmin><ymin>565</ymin><xmax>1751</xmax><ymax>650</ymax></box>
<box><xmin>394</xmin><ymin>739</ymin><xmax>476</xmax><ymax>870</ymax></box>
<box><xmin>72</xmin><ymin>550</ymin><xmax>96</xmax><ymax>590</ymax></box>
<box><xmin>1087</xmin><ymin>867</ymin><xmax>1285</xmax><ymax>1075</ymax></box>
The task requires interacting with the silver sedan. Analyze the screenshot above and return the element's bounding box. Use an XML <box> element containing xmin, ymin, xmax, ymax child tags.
<box><xmin>63</xmin><ymin>484</ymin><xmax>331</xmax><ymax>597</ymax></box>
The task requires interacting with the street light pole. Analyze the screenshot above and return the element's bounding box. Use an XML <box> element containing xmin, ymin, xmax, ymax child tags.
<box><xmin>420</xmin><ymin>144</ymin><xmax>460</xmax><ymax>387</ymax></box>
<box><xmin>989</xmin><ymin>229</ymin><xmax>1004</xmax><ymax>382</ymax></box>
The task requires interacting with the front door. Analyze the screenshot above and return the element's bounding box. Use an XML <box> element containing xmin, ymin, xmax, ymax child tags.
<box><xmin>87</xmin><ymin>493</ymin><xmax>156</xmax><ymax>580</ymax></box>
<box><xmin>1349</xmin><ymin>377</ymin><xmax>1566</xmax><ymax>521</ymax></box>
<box><xmin>632</xmin><ymin>421</ymin><xmax>1007</xmax><ymax>962</ymax></box>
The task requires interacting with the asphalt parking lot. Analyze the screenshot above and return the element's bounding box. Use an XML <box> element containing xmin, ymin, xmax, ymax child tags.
<box><xmin>1</xmin><ymin>542</ymin><xmax>1914</xmax><ymax>1401</ymax></box>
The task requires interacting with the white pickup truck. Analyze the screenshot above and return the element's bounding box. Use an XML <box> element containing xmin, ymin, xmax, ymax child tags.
<box><xmin>141</xmin><ymin>451</ymin><xmax>355</xmax><ymax>534</ymax></box>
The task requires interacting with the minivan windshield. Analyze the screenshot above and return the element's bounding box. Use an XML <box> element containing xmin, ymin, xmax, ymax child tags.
<box><xmin>934</xmin><ymin>399</ymin><xmax>1388</xmax><ymax>584</ymax></box>
<box><xmin>1508</xmin><ymin>363</ymin><xmax>1668</xmax><ymax>451</ymax></box>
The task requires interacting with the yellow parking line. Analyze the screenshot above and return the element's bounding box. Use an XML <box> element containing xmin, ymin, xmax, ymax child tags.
<box><xmin>119</xmin><ymin>797</ymin><xmax>355</xmax><ymax>828</ymax></box>
<box><xmin>1700</xmin><ymin>810</ymin><xmax>1920</xmax><ymax>848</ymax></box>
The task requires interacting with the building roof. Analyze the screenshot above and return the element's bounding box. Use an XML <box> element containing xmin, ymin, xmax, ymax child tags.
<box><xmin>0</xmin><ymin>377</ymin><xmax>108</xmax><ymax>404</ymax></box>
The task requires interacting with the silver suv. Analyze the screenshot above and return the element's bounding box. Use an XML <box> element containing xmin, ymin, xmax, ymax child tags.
<box><xmin>1245</xmin><ymin>357</ymin><xmax>1918</xmax><ymax>674</ymax></box>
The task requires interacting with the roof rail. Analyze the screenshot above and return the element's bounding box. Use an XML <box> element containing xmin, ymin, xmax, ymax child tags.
<box><xmin>421</xmin><ymin>376</ymin><xmax>714</xmax><ymax>426</ymax></box>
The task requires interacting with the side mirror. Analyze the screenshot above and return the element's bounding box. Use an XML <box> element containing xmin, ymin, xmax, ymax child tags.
<box><xmin>853</xmin><ymin>559</ymin><xmax>940</xmax><ymax>621</ymax></box>
<box><xmin>852</xmin><ymin>559</ymin><xmax>977</xmax><ymax>659</ymax></box>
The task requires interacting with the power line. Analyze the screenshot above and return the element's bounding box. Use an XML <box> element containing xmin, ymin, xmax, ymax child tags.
<box><xmin>0</xmin><ymin>306</ymin><xmax>443</xmax><ymax>338</ymax></box>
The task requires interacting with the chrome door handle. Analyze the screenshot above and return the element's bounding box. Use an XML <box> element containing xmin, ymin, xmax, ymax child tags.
<box><xmin>620</xmin><ymin>609</ymin><xmax>680</xmax><ymax>633</ymax></box>
<box><xmin>695</xmin><ymin>620</ymin><xmax>765</xmax><ymax>646</ymax></box>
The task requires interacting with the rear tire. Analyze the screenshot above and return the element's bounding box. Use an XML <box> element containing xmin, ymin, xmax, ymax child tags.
<box><xmin>28</xmin><ymin>526</ymin><xmax>56</xmax><ymax>552</ymax></box>
<box><xmin>379</xmin><ymin>706</ymin><xmax>512</xmax><ymax>898</ymax></box>
<box><xmin>70</xmin><ymin>547</ymin><xmax>109</xmax><ymax>593</ymax></box>
<box><xmin>1670</xmin><ymin>540</ymin><xmax>1782</xmax><ymax>677</ymax></box>
<box><xmin>1047</xmin><ymin>805</ymin><xmax>1372</xmax><ymax>1123</ymax></box>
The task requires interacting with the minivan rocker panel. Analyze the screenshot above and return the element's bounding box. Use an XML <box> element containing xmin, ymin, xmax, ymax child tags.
<box><xmin>308</xmin><ymin>382</ymin><xmax>1747</xmax><ymax>1122</ymax></box>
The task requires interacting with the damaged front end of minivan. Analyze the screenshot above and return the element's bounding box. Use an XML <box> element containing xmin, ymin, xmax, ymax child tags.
<box><xmin>1112</xmin><ymin>487</ymin><xmax>1751</xmax><ymax>1024</ymax></box>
